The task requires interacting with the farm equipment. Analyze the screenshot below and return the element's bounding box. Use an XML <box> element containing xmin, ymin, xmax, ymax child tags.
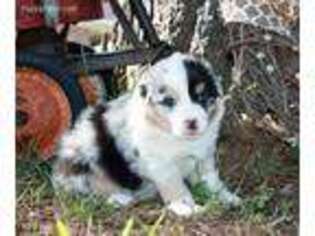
<box><xmin>16</xmin><ymin>0</ymin><xmax>170</xmax><ymax>159</ymax></box>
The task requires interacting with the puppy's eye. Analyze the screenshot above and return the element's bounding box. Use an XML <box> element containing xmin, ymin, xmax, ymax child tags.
<box><xmin>159</xmin><ymin>96</ymin><xmax>176</xmax><ymax>108</ymax></box>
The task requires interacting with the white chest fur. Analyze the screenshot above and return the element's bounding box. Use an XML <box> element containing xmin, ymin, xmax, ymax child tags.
<box><xmin>108</xmin><ymin>98</ymin><xmax>221</xmax><ymax>180</ymax></box>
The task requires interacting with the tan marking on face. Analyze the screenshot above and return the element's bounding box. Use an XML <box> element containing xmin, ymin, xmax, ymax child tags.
<box><xmin>145</xmin><ymin>103</ymin><xmax>172</xmax><ymax>132</ymax></box>
<box><xmin>195</xmin><ymin>82</ymin><xmax>206</xmax><ymax>94</ymax></box>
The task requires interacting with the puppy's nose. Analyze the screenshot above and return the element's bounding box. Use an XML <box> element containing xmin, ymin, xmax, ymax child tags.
<box><xmin>185</xmin><ymin>119</ymin><xmax>198</xmax><ymax>131</ymax></box>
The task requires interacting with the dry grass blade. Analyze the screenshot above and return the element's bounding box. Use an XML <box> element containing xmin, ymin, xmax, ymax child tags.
<box><xmin>121</xmin><ymin>217</ymin><xmax>135</xmax><ymax>236</ymax></box>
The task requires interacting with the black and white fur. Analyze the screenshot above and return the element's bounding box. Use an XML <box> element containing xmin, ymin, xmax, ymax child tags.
<box><xmin>53</xmin><ymin>52</ymin><xmax>241</xmax><ymax>216</ymax></box>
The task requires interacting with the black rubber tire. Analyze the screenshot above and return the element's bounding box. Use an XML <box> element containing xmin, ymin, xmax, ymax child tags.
<box><xmin>16</xmin><ymin>47</ymin><xmax>87</xmax><ymax>123</ymax></box>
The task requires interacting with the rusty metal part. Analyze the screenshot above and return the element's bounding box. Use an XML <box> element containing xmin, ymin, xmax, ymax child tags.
<box><xmin>78</xmin><ymin>75</ymin><xmax>101</xmax><ymax>105</ymax></box>
<box><xmin>68</xmin><ymin>46</ymin><xmax>172</xmax><ymax>72</ymax></box>
<box><xmin>16</xmin><ymin>67</ymin><xmax>72</xmax><ymax>159</ymax></box>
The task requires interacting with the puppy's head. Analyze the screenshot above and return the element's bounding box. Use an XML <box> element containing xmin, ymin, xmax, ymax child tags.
<box><xmin>136</xmin><ymin>52</ymin><xmax>223</xmax><ymax>139</ymax></box>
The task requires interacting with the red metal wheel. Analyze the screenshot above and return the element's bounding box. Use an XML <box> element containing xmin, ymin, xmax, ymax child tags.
<box><xmin>16</xmin><ymin>67</ymin><xmax>72</xmax><ymax>159</ymax></box>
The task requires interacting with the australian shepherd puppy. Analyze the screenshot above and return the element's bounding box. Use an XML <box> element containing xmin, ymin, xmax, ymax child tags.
<box><xmin>52</xmin><ymin>52</ymin><xmax>241</xmax><ymax>216</ymax></box>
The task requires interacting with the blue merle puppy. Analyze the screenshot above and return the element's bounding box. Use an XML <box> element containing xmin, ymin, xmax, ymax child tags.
<box><xmin>52</xmin><ymin>52</ymin><xmax>241</xmax><ymax>217</ymax></box>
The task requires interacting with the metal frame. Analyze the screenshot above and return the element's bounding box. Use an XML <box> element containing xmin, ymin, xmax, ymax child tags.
<box><xmin>67</xmin><ymin>0</ymin><xmax>168</xmax><ymax>73</ymax></box>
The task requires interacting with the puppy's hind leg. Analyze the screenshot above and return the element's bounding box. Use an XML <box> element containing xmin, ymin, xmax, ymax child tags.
<box><xmin>52</xmin><ymin>160</ymin><xmax>92</xmax><ymax>194</ymax></box>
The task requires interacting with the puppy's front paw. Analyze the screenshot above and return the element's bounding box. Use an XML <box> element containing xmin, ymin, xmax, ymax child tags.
<box><xmin>167</xmin><ymin>200</ymin><xmax>202</xmax><ymax>217</ymax></box>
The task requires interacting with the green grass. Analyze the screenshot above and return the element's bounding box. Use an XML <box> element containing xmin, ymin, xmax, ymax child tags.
<box><xmin>17</xmin><ymin>163</ymin><xmax>297</xmax><ymax>235</ymax></box>
<box><xmin>57</xmin><ymin>193</ymin><xmax>116</xmax><ymax>221</ymax></box>
<box><xmin>16</xmin><ymin>140</ymin><xmax>298</xmax><ymax>235</ymax></box>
